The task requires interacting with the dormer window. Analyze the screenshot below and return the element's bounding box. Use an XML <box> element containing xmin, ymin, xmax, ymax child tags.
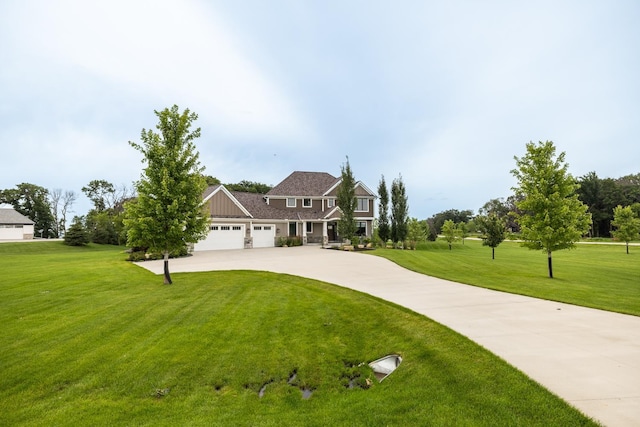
<box><xmin>356</xmin><ymin>198</ymin><xmax>368</xmax><ymax>212</ymax></box>
<box><xmin>286</xmin><ymin>198</ymin><xmax>296</xmax><ymax>207</ymax></box>
<box><xmin>327</xmin><ymin>198</ymin><xmax>335</xmax><ymax>208</ymax></box>
<box><xmin>303</xmin><ymin>198</ymin><xmax>312</xmax><ymax>208</ymax></box>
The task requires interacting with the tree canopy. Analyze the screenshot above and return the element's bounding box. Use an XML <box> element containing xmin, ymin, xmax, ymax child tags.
<box><xmin>511</xmin><ymin>141</ymin><xmax>591</xmax><ymax>278</ymax></box>
<box><xmin>224</xmin><ymin>180</ymin><xmax>272</xmax><ymax>194</ymax></box>
<box><xmin>611</xmin><ymin>205</ymin><xmax>640</xmax><ymax>254</ymax></box>
<box><xmin>124</xmin><ymin>105</ymin><xmax>209</xmax><ymax>284</ymax></box>
<box><xmin>477</xmin><ymin>214</ymin><xmax>506</xmax><ymax>259</ymax></box>
<box><xmin>577</xmin><ymin>171</ymin><xmax>640</xmax><ymax>237</ymax></box>
<box><xmin>441</xmin><ymin>219</ymin><xmax>458</xmax><ymax>250</ymax></box>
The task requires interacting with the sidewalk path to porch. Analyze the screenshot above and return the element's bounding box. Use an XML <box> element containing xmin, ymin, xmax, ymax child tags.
<box><xmin>136</xmin><ymin>245</ymin><xmax>640</xmax><ymax>427</ymax></box>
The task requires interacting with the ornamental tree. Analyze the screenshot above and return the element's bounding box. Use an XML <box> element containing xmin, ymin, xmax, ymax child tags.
<box><xmin>477</xmin><ymin>214</ymin><xmax>506</xmax><ymax>259</ymax></box>
<box><xmin>377</xmin><ymin>175</ymin><xmax>390</xmax><ymax>244</ymax></box>
<box><xmin>511</xmin><ymin>141</ymin><xmax>591</xmax><ymax>278</ymax></box>
<box><xmin>124</xmin><ymin>105</ymin><xmax>209</xmax><ymax>284</ymax></box>
<box><xmin>611</xmin><ymin>205</ymin><xmax>640</xmax><ymax>254</ymax></box>
<box><xmin>441</xmin><ymin>219</ymin><xmax>458</xmax><ymax>250</ymax></box>
<box><xmin>390</xmin><ymin>175</ymin><xmax>408</xmax><ymax>245</ymax></box>
<box><xmin>336</xmin><ymin>157</ymin><xmax>357</xmax><ymax>243</ymax></box>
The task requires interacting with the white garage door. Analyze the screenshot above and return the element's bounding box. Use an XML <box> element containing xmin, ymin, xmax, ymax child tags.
<box><xmin>194</xmin><ymin>224</ymin><xmax>245</xmax><ymax>251</ymax></box>
<box><xmin>252</xmin><ymin>225</ymin><xmax>275</xmax><ymax>248</ymax></box>
<box><xmin>0</xmin><ymin>226</ymin><xmax>24</xmax><ymax>240</ymax></box>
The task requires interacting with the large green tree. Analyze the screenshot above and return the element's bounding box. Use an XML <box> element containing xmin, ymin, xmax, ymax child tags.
<box><xmin>82</xmin><ymin>180</ymin><xmax>115</xmax><ymax>212</ymax></box>
<box><xmin>1</xmin><ymin>183</ymin><xmax>56</xmax><ymax>238</ymax></box>
<box><xmin>611</xmin><ymin>205</ymin><xmax>640</xmax><ymax>254</ymax></box>
<box><xmin>377</xmin><ymin>175</ymin><xmax>390</xmax><ymax>244</ymax></box>
<box><xmin>390</xmin><ymin>175</ymin><xmax>408</xmax><ymax>244</ymax></box>
<box><xmin>125</xmin><ymin>105</ymin><xmax>209</xmax><ymax>284</ymax></box>
<box><xmin>336</xmin><ymin>157</ymin><xmax>357</xmax><ymax>243</ymax></box>
<box><xmin>477</xmin><ymin>214</ymin><xmax>506</xmax><ymax>259</ymax></box>
<box><xmin>511</xmin><ymin>141</ymin><xmax>591</xmax><ymax>278</ymax></box>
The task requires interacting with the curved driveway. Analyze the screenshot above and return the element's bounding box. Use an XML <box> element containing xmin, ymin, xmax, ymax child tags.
<box><xmin>136</xmin><ymin>245</ymin><xmax>640</xmax><ymax>426</ymax></box>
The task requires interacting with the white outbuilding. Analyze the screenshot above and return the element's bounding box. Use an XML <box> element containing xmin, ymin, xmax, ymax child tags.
<box><xmin>0</xmin><ymin>208</ymin><xmax>35</xmax><ymax>240</ymax></box>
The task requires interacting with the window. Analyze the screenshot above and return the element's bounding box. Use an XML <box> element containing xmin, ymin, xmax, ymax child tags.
<box><xmin>232</xmin><ymin>226</ymin><xmax>242</xmax><ymax>231</ymax></box>
<box><xmin>286</xmin><ymin>198</ymin><xmax>296</xmax><ymax>207</ymax></box>
<box><xmin>356</xmin><ymin>221</ymin><xmax>367</xmax><ymax>236</ymax></box>
<box><xmin>306</xmin><ymin>222</ymin><xmax>313</xmax><ymax>233</ymax></box>
<box><xmin>221</xmin><ymin>226</ymin><xmax>230</xmax><ymax>231</ymax></box>
<box><xmin>254</xmin><ymin>226</ymin><xmax>262</xmax><ymax>231</ymax></box>
<box><xmin>327</xmin><ymin>198</ymin><xmax>335</xmax><ymax>208</ymax></box>
<box><xmin>356</xmin><ymin>198</ymin><xmax>368</xmax><ymax>211</ymax></box>
<box><xmin>303</xmin><ymin>198</ymin><xmax>312</xmax><ymax>208</ymax></box>
<box><xmin>264</xmin><ymin>226</ymin><xmax>272</xmax><ymax>231</ymax></box>
<box><xmin>211</xmin><ymin>226</ymin><xmax>219</xmax><ymax>230</ymax></box>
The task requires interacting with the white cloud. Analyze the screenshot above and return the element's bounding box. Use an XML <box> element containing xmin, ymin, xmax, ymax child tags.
<box><xmin>8</xmin><ymin>0</ymin><xmax>313</xmax><ymax>145</ymax></box>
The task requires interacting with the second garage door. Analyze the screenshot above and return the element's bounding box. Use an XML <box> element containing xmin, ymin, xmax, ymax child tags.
<box><xmin>252</xmin><ymin>225</ymin><xmax>275</xmax><ymax>248</ymax></box>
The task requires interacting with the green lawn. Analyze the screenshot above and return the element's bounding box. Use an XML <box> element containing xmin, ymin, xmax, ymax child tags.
<box><xmin>369</xmin><ymin>239</ymin><xmax>640</xmax><ymax>316</ymax></box>
<box><xmin>0</xmin><ymin>242</ymin><xmax>597</xmax><ymax>426</ymax></box>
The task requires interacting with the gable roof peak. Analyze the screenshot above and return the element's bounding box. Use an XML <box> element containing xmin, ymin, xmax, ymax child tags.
<box><xmin>267</xmin><ymin>171</ymin><xmax>339</xmax><ymax>197</ymax></box>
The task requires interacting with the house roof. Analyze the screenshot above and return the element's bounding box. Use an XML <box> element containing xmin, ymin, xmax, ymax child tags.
<box><xmin>231</xmin><ymin>191</ymin><xmax>328</xmax><ymax>221</ymax></box>
<box><xmin>267</xmin><ymin>171</ymin><xmax>340</xmax><ymax>197</ymax></box>
<box><xmin>0</xmin><ymin>208</ymin><xmax>34</xmax><ymax>225</ymax></box>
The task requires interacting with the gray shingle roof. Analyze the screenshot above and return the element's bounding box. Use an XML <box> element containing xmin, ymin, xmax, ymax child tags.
<box><xmin>0</xmin><ymin>208</ymin><xmax>34</xmax><ymax>225</ymax></box>
<box><xmin>266</xmin><ymin>171</ymin><xmax>340</xmax><ymax>197</ymax></box>
<box><xmin>231</xmin><ymin>191</ymin><xmax>328</xmax><ymax>221</ymax></box>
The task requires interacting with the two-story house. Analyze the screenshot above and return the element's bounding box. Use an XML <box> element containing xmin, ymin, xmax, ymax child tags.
<box><xmin>194</xmin><ymin>171</ymin><xmax>376</xmax><ymax>251</ymax></box>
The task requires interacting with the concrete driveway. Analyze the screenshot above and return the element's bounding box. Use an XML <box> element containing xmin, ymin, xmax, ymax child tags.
<box><xmin>136</xmin><ymin>245</ymin><xmax>640</xmax><ymax>426</ymax></box>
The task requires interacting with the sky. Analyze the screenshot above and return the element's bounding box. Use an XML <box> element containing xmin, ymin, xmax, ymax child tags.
<box><xmin>1</xmin><ymin>0</ymin><xmax>639</xmax><ymax>219</ymax></box>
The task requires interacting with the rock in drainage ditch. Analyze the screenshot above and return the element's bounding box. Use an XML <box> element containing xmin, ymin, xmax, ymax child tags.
<box><xmin>256</xmin><ymin>355</ymin><xmax>401</xmax><ymax>399</ymax></box>
<box><xmin>258</xmin><ymin>371</ymin><xmax>314</xmax><ymax>400</ymax></box>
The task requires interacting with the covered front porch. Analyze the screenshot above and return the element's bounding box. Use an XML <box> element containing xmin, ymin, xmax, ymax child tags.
<box><xmin>289</xmin><ymin>219</ymin><xmax>371</xmax><ymax>246</ymax></box>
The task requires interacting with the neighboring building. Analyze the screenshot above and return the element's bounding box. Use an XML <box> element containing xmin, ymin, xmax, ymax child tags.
<box><xmin>0</xmin><ymin>208</ymin><xmax>35</xmax><ymax>240</ymax></box>
<box><xmin>194</xmin><ymin>171</ymin><xmax>376</xmax><ymax>251</ymax></box>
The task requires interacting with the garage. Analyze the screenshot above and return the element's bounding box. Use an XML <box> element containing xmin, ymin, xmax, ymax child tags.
<box><xmin>0</xmin><ymin>225</ymin><xmax>26</xmax><ymax>240</ymax></box>
<box><xmin>252</xmin><ymin>224</ymin><xmax>276</xmax><ymax>248</ymax></box>
<box><xmin>194</xmin><ymin>224</ymin><xmax>245</xmax><ymax>251</ymax></box>
<box><xmin>0</xmin><ymin>208</ymin><xmax>34</xmax><ymax>240</ymax></box>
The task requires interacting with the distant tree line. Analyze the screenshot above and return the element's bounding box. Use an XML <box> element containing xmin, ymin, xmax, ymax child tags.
<box><xmin>204</xmin><ymin>176</ymin><xmax>273</xmax><ymax>193</ymax></box>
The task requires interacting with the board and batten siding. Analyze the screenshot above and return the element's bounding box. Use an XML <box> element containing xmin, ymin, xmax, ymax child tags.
<box><xmin>207</xmin><ymin>191</ymin><xmax>247</xmax><ymax>217</ymax></box>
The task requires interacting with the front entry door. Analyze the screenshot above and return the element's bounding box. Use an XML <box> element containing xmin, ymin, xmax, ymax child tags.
<box><xmin>289</xmin><ymin>222</ymin><xmax>297</xmax><ymax>236</ymax></box>
<box><xmin>327</xmin><ymin>223</ymin><xmax>336</xmax><ymax>242</ymax></box>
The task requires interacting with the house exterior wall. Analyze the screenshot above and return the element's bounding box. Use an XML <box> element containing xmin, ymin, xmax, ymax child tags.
<box><xmin>269</xmin><ymin>197</ymin><xmax>326</xmax><ymax>212</ymax></box>
<box><xmin>207</xmin><ymin>191</ymin><xmax>247</xmax><ymax>217</ymax></box>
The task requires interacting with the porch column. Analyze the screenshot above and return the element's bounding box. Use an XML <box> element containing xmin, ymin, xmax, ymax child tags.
<box><xmin>302</xmin><ymin>221</ymin><xmax>308</xmax><ymax>245</ymax></box>
<box><xmin>322</xmin><ymin>221</ymin><xmax>328</xmax><ymax>247</ymax></box>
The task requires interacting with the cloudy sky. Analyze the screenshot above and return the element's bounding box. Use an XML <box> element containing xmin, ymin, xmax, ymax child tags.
<box><xmin>1</xmin><ymin>0</ymin><xmax>638</xmax><ymax>218</ymax></box>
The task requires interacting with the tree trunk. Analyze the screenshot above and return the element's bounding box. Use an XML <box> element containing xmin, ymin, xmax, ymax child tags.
<box><xmin>547</xmin><ymin>251</ymin><xmax>553</xmax><ymax>279</ymax></box>
<box><xmin>492</xmin><ymin>247</ymin><xmax>495</xmax><ymax>260</ymax></box>
<box><xmin>627</xmin><ymin>242</ymin><xmax>629</xmax><ymax>255</ymax></box>
<box><xmin>163</xmin><ymin>251</ymin><xmax>172</xmax><ymax>284</ymax></box>
<box><xmin>448</xmin><ymin>243</ymin><xmax>452</xmax><ymax>250</ymax></box>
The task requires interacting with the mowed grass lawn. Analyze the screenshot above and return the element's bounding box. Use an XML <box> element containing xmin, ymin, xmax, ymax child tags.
<box><xmin>370</xmin><ymin>239</ymin><xmax>640</xmax><ymax>316</ymax></box>
<box><xmin>0</xmin><ymin>242</ymin><xmax>596</xmax><ymax>426</ymax></box>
